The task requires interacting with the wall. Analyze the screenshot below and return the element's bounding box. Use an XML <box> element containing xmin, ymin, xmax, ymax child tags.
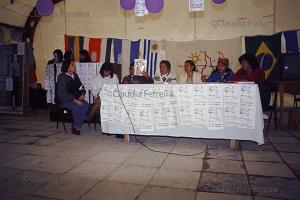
<box><xmin>33</xmin><ymin>0</ymin><xmax>300</xmax><ymax>105</ymax></box>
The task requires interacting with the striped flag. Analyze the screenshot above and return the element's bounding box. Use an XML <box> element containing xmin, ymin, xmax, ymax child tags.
<box><xmin>281</xmin><ymin>30</ymin><xmax>300</xmax><ymax>53</ymax></box>
<box><xmin>88</xmin><ymin>38</ymin><xmax>101</xmax><ymax>62</ymax></box>
<box><xmin>140</xmin><ymin>39</ymin><xmax>161</xmax><ymax>77</ymax></box>
<box><xmin>64</xmin><ymin>35</ymin><xmax>84</xmax><ymax>61</ymax></box>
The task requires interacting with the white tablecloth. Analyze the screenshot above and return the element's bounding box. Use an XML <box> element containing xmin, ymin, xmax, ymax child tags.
<box><xmin>100</xmin><ymin>84</ymin><xmax>264</xmax><ymax>144</ymax></box>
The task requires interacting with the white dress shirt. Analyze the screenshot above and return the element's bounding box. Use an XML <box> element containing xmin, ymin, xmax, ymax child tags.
<box><xmin>91</xmin><ymin>73</ymin><xmax>119</xmax><ymax>97</ymax></box>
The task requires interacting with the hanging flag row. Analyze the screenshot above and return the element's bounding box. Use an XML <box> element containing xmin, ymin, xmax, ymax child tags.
<box><xmin>64</xmin><ymin>35</ymin><xmax>165</xmax><ymax>78</ymax></box>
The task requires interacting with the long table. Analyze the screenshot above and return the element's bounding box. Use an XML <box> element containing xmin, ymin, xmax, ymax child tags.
<box><xmin>100</xmin><ymin>84</ymin><xmax>264</xmax><ymax>145</ymax></box>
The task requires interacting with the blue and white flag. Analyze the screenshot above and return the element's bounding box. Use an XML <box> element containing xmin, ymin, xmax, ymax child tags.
<box><xmin>140</xmin><ymin>39</ymin><xmax>162</xmax><ymax>78</ymax></box>
<box><xmin>281</xmin><ymin>30</ymin><xmax>300</xmax><ymax>53</ymax></box>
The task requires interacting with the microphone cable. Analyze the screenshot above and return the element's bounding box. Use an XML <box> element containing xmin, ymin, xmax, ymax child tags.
<box><xmin>115</xmin><ymin>83</ymin><xmax>207</xmax><ymax>156</ymax></box>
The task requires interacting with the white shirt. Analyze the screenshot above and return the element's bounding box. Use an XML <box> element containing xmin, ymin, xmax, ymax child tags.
<box><xmin>91</xmin><ymin>73</ymin><xmax>119</xmax><ymax>97</ymax></box>
<box><xmin>178</xmin><ymin>72</ymin><xmax>202</xmax><ymax>84</ymax></box>
<box><xmin>153</xmin><ymin>72</ymin><xmax>177</xmax><ymax>84</ymax></box>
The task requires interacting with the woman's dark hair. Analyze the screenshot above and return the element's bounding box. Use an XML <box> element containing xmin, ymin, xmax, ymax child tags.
<box><xmin>64</xmin><ymin>51</ymin><xmax>74</xmax><ymax>62</ymax></box>
<box><xmin>160</xmin><ymin>60</ymin><xmax>171</xmax><ymax>70</ymax></box>
<box><xmin>185</xmin><ymin>60</ymin><xmax>196</xmax><ymax>71</ymax></box>
<box><xmin>61</xmin><ymin>59</ymin><xmax>72</xmax><ymax>73</ymax></box>
<box><xmin>100</xmin><ymin>62</ymin><xmax>113</xmax><ymax>78</ymax></box>
<box><xmin>79</xmin><ymin>49</ymin><xmax>91</xmax><ymax>62</ymax></box>
<box><xmin>53</xmin><ymin>49</ymin><xmax>63</xmax><ymax>62</ymax></box>
<box><xmin>239</xmin><ymin>53</ymin><xmax>259</xmax><ymax>70</ymax></box>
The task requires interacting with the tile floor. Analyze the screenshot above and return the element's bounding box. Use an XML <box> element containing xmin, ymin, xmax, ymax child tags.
<box><xmin>0</xmin><ymin>112</ymin><xmax>299</xmax><ymax>200</ymax></box>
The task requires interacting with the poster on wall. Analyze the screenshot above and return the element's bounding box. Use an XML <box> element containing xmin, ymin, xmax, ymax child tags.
<box><xmin>189</xmin><ymin>0</ymin><xmax>205</xmax><ymax>12</ymax></box>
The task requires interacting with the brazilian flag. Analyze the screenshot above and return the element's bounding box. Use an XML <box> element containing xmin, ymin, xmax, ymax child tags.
<box><xmin>245</xmin><ymin>33</ymin><xmax>281</xmax><ymax>81</ymax></box>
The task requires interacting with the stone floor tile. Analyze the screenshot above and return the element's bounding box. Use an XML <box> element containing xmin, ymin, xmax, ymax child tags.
<box><xmin>245</xmin><ymin>161</ymin><xmax>295</xmax><ymax>178</ymax></box>
<box><xmin>0</xmin><ymin>135</ymin><xmax>20</xmax><ymax>142</ymax></box>
<box><xmin>107</xmin><ymin>165</ymin><xmax>157</xmax><ymax>185</ymax></box>
<box><xmin>88</xmin><ymin>151</ymin><xmax>131</xmax><ymax>164</ymax></box>
<box><xmin>0</xmin><ymin>152</ymin><xmax>22</xmax><ymax>164</ymax></box>
<box><xmin>206</xmin><ymin>149</ymin><xmax>242</xmax><ymax>160</ymax></box>
<box><xmin>0</xmin><ymin>167</ymin><xmax>21</xmax><ymax>182</ymax></box>
<box><xmin>103</xmin><ymin>143</ymin><xmax>142</xmax><ymax>153</ymax></box>
<box><xmin>34</xmin><ymin>175</ymin><xmax>98</xmax><ymax>200</ymax></box>
<box><xmin>249</xmin><ymin>176</ymin><xmax>300</xmax><ymax>200</ymax></box>
<box><xmin>138</xmin><ymin>186</ymin><xmax>196</xmax><ymax>200</ymax></box>
<box><xmin>0</xmin><ymin>171</ymin><xmax>59</xmax><ymax>194</ymax></box>
<box><xmin>279</xmin><ymin>152</ymin><xmax>300</xmax><ymax>177</ymax></box>
<box><xmin>242</xmin><ymin>151</ymin><xmax>282</xmax><ymax>162</ymax></box>
<box><xmin>81</xmin><ymin>181</ymin><xmax>144</xmax><ymax>200</ymax></box>
<box><xmin>254</xmin><ymin>197</ymin><xmax>286</xmax><ymax>200</ymax></box>
<box><xmin>32</xmin><ymin>137</ymin><xmax>66</xmax><ymax>146</ymax></box>
<box><xmin>198</xmin><ymin>139</ymin><xmax>231</xmax><ymax>150</ymax></box>
<box><xmin>240</xmin><ymin>142</ymin><xmax>275</xmax><ymax>152</ymax></box>
<box><xmin>198</xmin><ymin>172</ymin><xmax>250</xmax><ymax>195</ymax></box>
<box><xmin>6</xmin><ymin>136</ymin><xmax>40</xmax><ymax>145</ymax></box>
<box><xmin>268</xmin><ymin>136</ymin><xmax>300</xmax><ymax>144</ymax></box>
<box><xmin>150</xmin><ymin>169</ymin><xmax>200</xmax><ymax>190</ymax></box>
<box><xmin>204</xmin><ymin>159</ymin><xmax>245</xmax><ymax>174</ymax></box>
<box><xmin>1</xmin><ymin>155</ymin><xmax>82</xmax><ymax>174</ymax></box>
<box><xmin>162</xmin><ymin>155</ymin><xmax>203</xmax><ymax>172</ymax></box>
<box><xmin>65</xmin><ymin>161</ymin><xmax>118</xmax><ymax>180</ymax></box>
<box><xmin>124</xmin><ymin>150</ymin><xmax>168</xmax><ymax>168</ymax></box>
<box><xmin>273</xmin><ymin>143</ymin><xmax>300</xmax><ymax>152</ymax></box>
<box><xmin>170</xmin><ymin>145</ymin><xmax>206</xmax><ymax>159</ymax></box>
<box><xmin>196</xmin><ymin>192</ymin><xmax>252</xmax><ymax>200</ymax></box>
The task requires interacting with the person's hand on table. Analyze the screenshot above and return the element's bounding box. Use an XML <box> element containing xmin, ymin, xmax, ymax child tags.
<box><xmin>201</xmin><ymin>75</ymin><xmax>207</xmax><ymax>82</ymax></box>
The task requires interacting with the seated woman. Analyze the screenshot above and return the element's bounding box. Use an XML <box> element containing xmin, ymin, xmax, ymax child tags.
<box><xmin>88</xmin><ymin>62</ymin><xmax>119</xmax><ymax>119</ymax></box>
<box><xmin>56</xmin><ymin>59</ymin><xmax>89</xmax><ymax>135</ymax></box>
<box><xmin>202</xmin><ymin>58</ymin><xmax>234</xmax><ymax>83</ymax></box>
<box><xmin>178</xmin><ymin>60</ymin><xmax>202</xmax><ymax>84</ymax></box>
<box><xmin>153</xmin><ymin>60</ymin><xmax>177</xmax><ymax>84</ymax></box>
<box><xmin>231</xmin><ymin>53</ymin><xmax>271</xmax><ymax>114</ymax></box>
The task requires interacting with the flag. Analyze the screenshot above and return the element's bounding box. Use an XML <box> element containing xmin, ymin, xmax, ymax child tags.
<box><xmin>88</xmin><ymin>38</ymin><xmax>101</xmax><ymax>62</ymax></box>
<box><xmin>114</xmin><ymin>39</ymin><xmax>122</xmax><ymax>64</ymax></box>
<box><xmin>83</xmin><ymin>37</ymin><xmax>89</xmax><ymax>51</ymax></box>
<box><xmin>245</xmin><ymin>33</ymin><xmax>281</xmax><ymax>81</ymax></box>
<box><xmin>130</xmin><ymin>40</ymin><xmax>140</xmax><ymax>64</ymax></box>
<box><xmin>121</xmin><ymin>39</ymin><xmax>131</xmax><ymax>77</ymax></box>
<box><xmin>166</xmin><ymin>38</ymin><xmax>242</xmax><ymax>78</ymax></box>
<box><xmin>281</xmin><ymin>30</ymin><xmax>300</xmax><ymax>53</ymax></box>
<box><xmin>105</xmin><ymin>38</ymin><xmax>113</xmax><ymax>62</ymax></box>
<box><xmin>64</xmin><ymin>35</ymin><xmax>84</xmax><ymax>61</ymax></box>
<box><xmin>140</xmin><ymin>39</ymin><xmax>163</xmax><ymax>77</ymax></box>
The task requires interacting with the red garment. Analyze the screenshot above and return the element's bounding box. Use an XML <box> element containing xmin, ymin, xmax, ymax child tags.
<box><xmin>29</xmin><ymin>64</ymin><xmax>37</xmax><ymax>86</ymax></box>
<box><xmin>231</xmin><ymin>68</ymin><xmax>265</xmax><ymax>86</ymax></box>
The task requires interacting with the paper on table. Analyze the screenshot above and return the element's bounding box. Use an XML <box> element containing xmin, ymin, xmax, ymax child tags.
<box><xmin>224</xmin><ymin>85</ymin><xmax>241</xmax><ymax>127</ymax></box>
<box><xmin>139</xmin><ymin>88</ymin><xmax>154</xmax><ymax>131</ymax></box>
<box><xmin>177</xmin><ymin>85</ymin><xmax>194</xmax><ymax>125</ymax></box>
<box><xmin>123</xmin><ymin>88</ymin><xmax>140</xmax><ymax>131</ymax></box>
<box><xmin>193</xmin><ymin>84</ymin><xmax>208</xmax><ymax>128</ymax></box>
<box><xmin>207</xmin><ymin>84</ymin><xmax>224</xmax><ymax>130</ymax></box>
<box><xmin>239</xmin><ymin>85</ymin><xmax>256</xmax><ymax>129</ymax></box>
<box><xmin>100</xmin><ymin>85</ymin><xmax>115</xmax><ymax>122</ymax></box>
